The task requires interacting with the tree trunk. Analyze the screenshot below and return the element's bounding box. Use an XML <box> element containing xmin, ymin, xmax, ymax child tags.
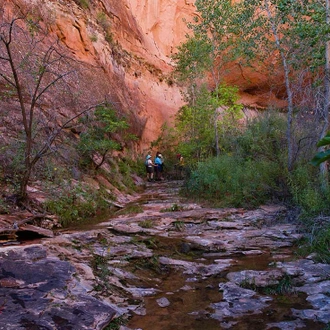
<box><xmin>264</xmin><ymin>0</ymin><xmax>294</xmax><ymax>171</ymax></box>
<box><xmin>215</xmin><ymin>117</ymin><xmax>220</xmax><ymax>157</ymax></box>
<box><xmin>19</xmin><ymin>167</ymin><xmax>32</xmax><ymax>201</ymax></box>
<box><xmin>319</xmin><ymin>0</ymin><xmax>330</xmax><ymax>190</ymax></box>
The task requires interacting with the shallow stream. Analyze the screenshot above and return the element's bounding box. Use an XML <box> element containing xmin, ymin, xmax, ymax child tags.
<box><xmin>96</xmin><ymin>180</ymin><xmax>329</xmax><ymax>330</ymax></box>
<box><xmin>49</xmin><ymin>180</ymin><xmax>330</xmax><ymax>330</ymax></box>
<box><xmin>125</xmin><ymin>240</ymin><xmax>324</xmax><ymax>330</ymax></box>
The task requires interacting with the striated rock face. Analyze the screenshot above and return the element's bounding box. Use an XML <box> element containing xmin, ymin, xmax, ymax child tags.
<box><xmin>1</xmin><ymin>0</ymin><xmax>286</xmax><ymax>152</ymax></box>
<box><xmin>126</xmin><ymin>0</ymin><xmax>196</xmax><ymax>57</ymax></box>
<box><xmin>37</xmin><ymin>0</ymin><xmax>196</xmax><ymax>150</ymax></box>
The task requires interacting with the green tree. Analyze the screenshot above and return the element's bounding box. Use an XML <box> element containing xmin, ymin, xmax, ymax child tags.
<box><xmin>173</xmin><ymin>34</ymin><xmax>213</xmax><ymax>84</ymax></box>
<box><xmin>78</xmin><ymin>104</ymin><xmax>135</xmax><ymax>170</ymax></box>
<box><xmin>192</xmin><ymin>0</ymin><xmax>244</xmax><ymax>86</ymax></box>
<box><xmin>318</xmin><ymin>0</ymin><xmax>330</xmax><ymax>186</ymax></box>
<box><xmin>174</xmin><ymin>84</ymin><xmax>242</xmax><ymax>160</ymax></box>
<box><xmin>173</xmin><ymin>0</ymin><xmax>242</xmax><ymax>106</ymax></box>
<box><xmin>0</xmin><ymin>4</ymin><xmax>105</xmax><ymax>201</ymax></box>
<box><xmin>234</xmin><ymin>0</ymin><xmax>329</xmax><ymax>170</ymax></box>
<box><xmin>176</xmin><ymin>0</ymin><xmax>328</xmax><ymax>171</ymax></box>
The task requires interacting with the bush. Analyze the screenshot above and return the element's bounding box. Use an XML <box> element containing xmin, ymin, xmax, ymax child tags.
<box><xmin>44</xmin><ymin>183</ymin><xmax>108</xmax><ymax>227</ymax></box>
<box><xmin>73</xmin><ymin>0</ymin><xmax>89</xmax><ymax>9</ymax></box>
<box><xmin>179</xmin><ymin>110</ymin><xmax>330</xmax><ymax>263</ymax></box>
<box><xmin>96</xmin><ymin>11</ymin><xmax>110</xmax><ymax>31</ymax></box>
<box><xmin>308</xmin><ymin>223</ymin><xmax>330</xmax><ymax>263</ymax></box>
<box><xmin>298</xmin><ymin>220</ymin><xmax>330</xmax><ymax>264</ymax></box>
<box><xmin>182</xmin><ymin>111</ymin><xmax>330</xmax><ymax>211</ymax></box>
<box><xmin>236</xmin><ymin>111</ymin><xmax>287</xmax><ymax>163</ymax></box>
<box><xmin>185</xmin><ymin>155</ymin><xmax>284</xmax><ymax>208</ymax></box>
<box><xmin>289</xmin><ymin>164</ymin><xmax>330</xmax><ymax>216</ymax></box>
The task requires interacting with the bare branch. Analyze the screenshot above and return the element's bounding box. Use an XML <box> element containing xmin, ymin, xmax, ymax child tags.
<box><xmin>0</xmin><ymin>72</ymin><xmax>15</xmax><ymax>87</ymax></box>
<box><xmin>31</xmin><ymin>102</ymin><xmax>107</xmax><ymax>165</ymax></box>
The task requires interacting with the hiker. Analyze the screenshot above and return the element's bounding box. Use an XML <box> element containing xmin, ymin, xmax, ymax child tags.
<box><xmin>176</xmin><ymin>154</ymin><xmax>185</xmax><ymax>179</ymax></box>
<box><xmin>154</xmin><ymin>151</ymin><xmax>164</xmax><ymax>180</ymax></box>
<box><xmin>145</xmin><ymin>154</ymin><xmax>155</xmax><ymax>181</ymax></box>
<box><xmin>158</xmin><ymin>152</ymin><xmax>165</xmax><ymax>179</ymax></box>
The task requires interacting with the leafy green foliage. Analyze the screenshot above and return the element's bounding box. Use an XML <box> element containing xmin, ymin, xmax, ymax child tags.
<box><xmin>78</xmin><ymin>104</ymin><xmax>135</xmax><ymax>170</ymax></box>
<box><xmin>151</xmin><ymin>123</ymin><xmax>177</xmax><ymax>157</ymax></box>
<box><xmin>236</xmin><ymin>112</ymin><xmax>287</xmax><ymax>162</ymax></box>
<box><xmin>214</xmin><ymin>84</ymin><xmax>243</xmax><ymax>137</ymax></box>
<box><xmin>89</xmin><ymin>33</ymin><xmax>98</xmax><ymax>42</ymax></box>
<box><xmin>73</xmin><ymin>0</ymin><xmax>89</xmax><ymax>9</ymax></box>
<box><xmin>133</xmin><ymin>256</ymin><xmax>162</xmax><ymax>274</ymax></box>
<box><xmin>0</xmin><ymin>196</ymin><xmax>9</xmax><ymax>214</ymax></box>
<box><xmin>181</xmin><ymin>109</ymin><xmax>330</xmax><ymax>220</ymax></box>
<box><xmin>185</xmin><ymin>155</ymin><xmax>281</xmax><ymax>208</ymax></box>
<box><xmin>298</xmin><ymin>219</ymin><xmax>330</xmax><ymax>264</ymax></box>
<box><xmin>173</xmin><ymin>34</ymin><xmax>213</xmax><ymax>82</ymax></box>
<box><xmin>174</xmin><ymin>84</ymin><xmax>243</xmax><ymax>161</ymax></box>
<box><xmin>185</xmin><ymin>0</ymin><xmax>244</xmax><ymax>75</ymax></box>
<box><xmin>308</xmin><ymin>224</ymin><xmax>330</xmax><ymax>264</ymax></box>
<box><xmin>139</xmin><ymin>219</ymin><xmax>154</xmax><ymax>228</ymax></box>
<box><xmin>311</xmin><ymin>132</ymin><xmax>330</xmax><ymax>166</ymax></box>
<box><xmin>172</xmin><ymin>220</ymin><xmax>185</xmax><ymax>232</ymax></box>
<box><xmin>288</xmin><ymin>165</ymin><xmax>330</xmax><ymax>216</ymax></box>
<box><xmin>182</xmin><ymin>112</ymin><xmax>317</xmax><ymax>209</ymax></box>
<box><xmin>104</xmin><ymin>316</ymin><xmax>127</xmax><ymax>330</ymax></box>
<box><xmin>170</xmin><ymin>0</ymin><xmax>330</xmax><ymax>264</ymax></box>
<box><xmin>262</xmin><ymin>275</ymin><xmax>295</xmax><ymax>296</ymax></box>
<box><xmin>175</xmin><ymin>0</ymin><xmax>328</xmax><ymax>172</ymax></box>
<box><xmin>44</xmin><ymin>183</ymin><xmax>108</xmax><ymax>227</ymax></box>
<box><xmin>234</xmin><ymin>0</ymin><xmax>327</xmax><ymax>70</ymax></box>
<box><xmin>96</xmin><ymin>11</ymin><xmax>110</xmax><ymax>31</ymax></box>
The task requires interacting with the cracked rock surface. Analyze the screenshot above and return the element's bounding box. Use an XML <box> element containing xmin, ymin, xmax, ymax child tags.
<box><xmin>0</xmin><ymin>181</ymin><xmax>329</xmax><ymax>330</ymax></box>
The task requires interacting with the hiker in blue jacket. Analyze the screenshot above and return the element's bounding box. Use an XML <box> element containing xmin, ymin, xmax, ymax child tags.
<box><xmin>154</xmin><ymin>152</ymin><xmax>163</xmax><ymax>181</ymax></box>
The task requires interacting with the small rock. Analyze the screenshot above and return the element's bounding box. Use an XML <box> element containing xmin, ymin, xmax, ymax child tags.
<box><xmin>156</xmin><ymin>297</ymin><xmax>170</xmax><ymax>307</ymax></box>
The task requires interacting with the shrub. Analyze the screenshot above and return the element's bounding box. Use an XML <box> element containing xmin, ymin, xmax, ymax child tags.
<box><xmin>73</xmin><ymin>0</ymin><xmax>89</xmax><ymax>9</ymax></box>
<box><xmin>96</xmin><ymin>11</ymin><xmax>110</xmax><ymax>31</ymax></box>
<box><xmin>105</xmin><ymin>32</ymin><xmax>114</xmax><ymax>44</ymax></box>
<box><xmin>185</xmin><ymin>155</ymin><xmax>284</xmax><ymax>208</ymax></box>
<box><xmin>298</xmin><ymin>220</ymin><xmax>330</xmax><ymax>264</ymax></box>
<box><xmin>139</xmin><ymin>219</ymin><xmax>154</xmax><ymax>228</ymax></box>
<box><xmin>236</xmin><ymin>111</ymin><xmax>287</xmax><ymax>163</ymax></box>
<box><xmin>289</xmin><ymin>164</ymin><xmax>330</xmax><ymax>216</ymax></box>
<box><xmin>0</xmin><ymin>197</ymin><xmax>9</xmax><ymax>214</ymax></box>
<box><xmin>89</xmin><ymin>33</ymin><xmax>98</xmax><ymax>42</ymax></box>
<box><xmin>44</xmin><ymin>183</ymin><xmax>108</xmax><ymax>227</ymax></box>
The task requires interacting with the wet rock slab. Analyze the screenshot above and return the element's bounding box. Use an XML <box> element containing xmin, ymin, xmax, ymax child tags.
<box><xmin>209</xmin><ymin>258</ymin><xmax>330</xmax><ymax>328</ymax></box>
<box><xmin>98</xmin><ymin>182</ymin><xmax>330</xmax><ymax>328</ymax></box>
<box><xmin>1</xmin><ymin>181</ymin><xmax>329</xmax><ymax>329</ymax></box>
<box><xmin>279</xmin><ymin>259</ymin><xmax>330</xmax><ymax>324</ymax></box>
<box><xmin>211</xmin><ymin>281</ymin><xmax>272</xmax><ymax>321</ymax></box>
<box><xmin>0</xmin><ymin>245</ymin><xmax>115</xmax><ymax>330</ymax></box>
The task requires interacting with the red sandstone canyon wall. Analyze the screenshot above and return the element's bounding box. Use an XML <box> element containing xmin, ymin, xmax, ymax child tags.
<box><xmin>1</xmin><ymin>0</ymin><xmax>286</xmax><ymax>153</ymax></box>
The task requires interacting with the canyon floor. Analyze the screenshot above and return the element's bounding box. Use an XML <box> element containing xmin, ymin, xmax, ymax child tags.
<box><xmin>0</xmin><ymin>180</ymin><xmax>329</xmax><ymax>330</ymax></box>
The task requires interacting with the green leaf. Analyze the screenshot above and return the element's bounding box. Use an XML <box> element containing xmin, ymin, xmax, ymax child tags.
<box><xmin>316</xmin><ymin>133</ymin><xmax>330</xmax><ymax>147</ymax></box>
<box><xmin>311</xmin><ymin>150</ymin><xmax>330</xmax><ymax>166</ymax></box>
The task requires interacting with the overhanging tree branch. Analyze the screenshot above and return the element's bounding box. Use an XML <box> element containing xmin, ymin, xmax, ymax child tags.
<box><xmin>0</xmin><ymin>6</ymin><xmax>109</xmax><ymax>201</ymax></box>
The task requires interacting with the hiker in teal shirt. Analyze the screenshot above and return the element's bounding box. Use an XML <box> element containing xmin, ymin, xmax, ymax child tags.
<box><xmin>154</xmin><ymin>152</ymin><xmax>163</xmax><ymax>181</ymax></box>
